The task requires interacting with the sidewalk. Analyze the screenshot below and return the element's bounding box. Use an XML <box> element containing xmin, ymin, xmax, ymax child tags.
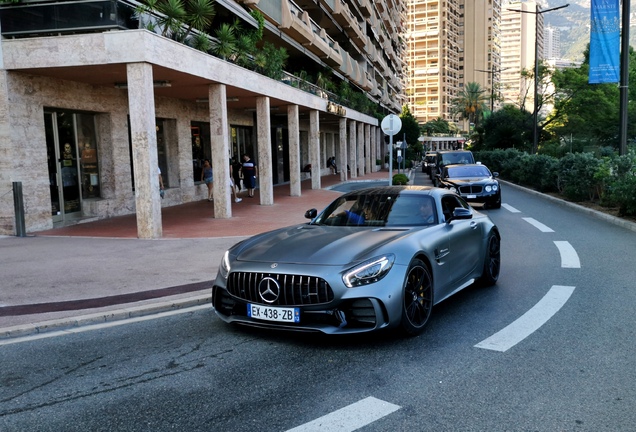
<box><xmin>0</xmin><ymin>170</ymin><xmax>395</xmax><ymax>339</ymax></box>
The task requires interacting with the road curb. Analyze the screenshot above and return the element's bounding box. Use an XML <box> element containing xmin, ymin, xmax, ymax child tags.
<box><xmin>0</xmin><ymin>293</ymin><xmax>211</xmax><ymax>340</ymax></box>
<box><xmin>501</xmin><ymin>180</ymin><xmax>636</xmax><ymax>233</ymax></box>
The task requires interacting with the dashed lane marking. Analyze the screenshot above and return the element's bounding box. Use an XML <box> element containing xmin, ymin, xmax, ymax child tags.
<box><xmin>286</xmin><ymin>397</ymin><xmax>401</xmax><ymax>432</ymax></box>
<box><xmin>554</xmin><ymin>241</ymin><xmax>581</xmax><ymax>268</ymax></box>
<box><xmin>523</xmin><ymin>217</ymin><xmax>555</xmax><ymax>232</ymax></box>
<box><xmin>502</xmin><ymin>203</ymin><xmax>521</xmax><ymax>213</ymax></box>
<box><xmin>475</xmin><ymin>285</ymin><xmax>576</xmax><ymax>352</ymax></box>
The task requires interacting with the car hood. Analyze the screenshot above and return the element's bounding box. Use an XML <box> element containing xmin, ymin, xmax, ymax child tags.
<box><xmin>232</xmin><ymin>224</ymin><xmax>414</xmax><ymax>265</ymax></box>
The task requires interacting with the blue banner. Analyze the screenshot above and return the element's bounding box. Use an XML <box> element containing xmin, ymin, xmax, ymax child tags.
<box><xmin>589</xmin><ymin>0</ymin><xmax>620</xmax><ymax>84</ymax></box>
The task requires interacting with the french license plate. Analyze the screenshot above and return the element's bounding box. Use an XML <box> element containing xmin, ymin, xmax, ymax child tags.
<box><xmin>248</xmin><ymin>304</ymin><xmax>300</xmax><ymax>323</ymax></box>
<box><xmin>467</xmin><ymin>194</ymin><xmax>477</xmax><ymax>199</ymax></box>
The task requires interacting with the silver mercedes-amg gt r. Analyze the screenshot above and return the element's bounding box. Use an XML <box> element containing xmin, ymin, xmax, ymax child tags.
<box><xmin>212</xmin><ymin>186</ymin><xmax>501</xmax><ymax>336</ymax></box>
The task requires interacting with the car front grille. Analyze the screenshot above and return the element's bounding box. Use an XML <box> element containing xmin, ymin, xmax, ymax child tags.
<box><xmin>459</xmin><ymin>185</ymin><xmax>483</xmax><ymax>194</ymax></box>
<box><xmin>227</xmin><ymin>272</ymin><xmax>334</xmax><ymax>306</ymax></box>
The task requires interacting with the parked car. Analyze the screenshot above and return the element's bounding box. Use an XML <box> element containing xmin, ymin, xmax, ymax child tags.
<box><xmin>436</xmin><ymin>163</ymin><xmax>502</xmax><ymax>209</ymax></box>
<box><xmin>422</xmin><ymin>152</ymin><xmax>436</xmax><ymax>175</ymax></box>
<box><xmin>212</xmin><ymin>186</ymin><xmax>501</xmax><ymax>336</ymax></box>
<box><xmin>431</xmin><ymin>150</ymin><xmax>475</xmax><ymax>186</ymax></box>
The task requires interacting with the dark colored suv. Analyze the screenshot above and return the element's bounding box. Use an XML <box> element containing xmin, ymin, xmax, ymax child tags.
<box><xmin>431</xmin><ymin>150</ymin><xmax>475</xmax><ymax>186</ymax></box>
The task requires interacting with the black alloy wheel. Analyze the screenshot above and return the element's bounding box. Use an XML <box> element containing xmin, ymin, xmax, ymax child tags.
<box><xmin>401</xmin><ymin>259</ymin><xmax>433</xmax><ymax>336</ymax></box>
<box><xmin>479</xmin><ymin>233</ymin><xmax>501</xmax><ymax>286</ymax></box>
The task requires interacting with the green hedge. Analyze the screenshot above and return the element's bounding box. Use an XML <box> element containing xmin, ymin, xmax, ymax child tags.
<box><xmin>392</xmin><ymin>173</ymin><xmax>409</xmax><ymax>185</ymax></box>
<box><xmin>474</xmin><ymin>149</ymin><xmax>636</xmax><ymax>216</ymax></box>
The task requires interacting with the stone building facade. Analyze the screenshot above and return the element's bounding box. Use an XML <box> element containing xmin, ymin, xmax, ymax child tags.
<box><xmin>0</xmin><ymin>30</ymin><xmax>384</xmax><ymax>238</ymax></box>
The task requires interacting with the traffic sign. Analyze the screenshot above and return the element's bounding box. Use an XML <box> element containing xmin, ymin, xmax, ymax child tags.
<box><xmin>381</xmin><ymin>114</ymin><xmax>401</xmax><ymax>136</ymax></box>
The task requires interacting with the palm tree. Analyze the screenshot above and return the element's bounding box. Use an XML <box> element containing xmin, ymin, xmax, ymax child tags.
<box><xmin>451</xmin><ymin>82</ymin><xmax>489</xmax><ymax>127</ymax></box>
<box><xmin>135</xmin><ymin>0</ymin><xmax>215</xmax><ymax>43</ymax></box>
<box><xmin>212</xmin><ymin>22</ymin><xmax>237</xmax><ymax>60</ymax></box>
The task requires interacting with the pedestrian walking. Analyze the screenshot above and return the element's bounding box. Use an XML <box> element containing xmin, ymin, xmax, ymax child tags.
<box><xmin>231</xmin><ymin>157</ymin><xmax>243</xmax><ymax>192</ymax></box>
<box><xmin>229</xmin><ymin>160</ymin><xmax>242</xmax><ymax>203</ymax></box>
<box><xmin>201</xmin><ymin>159</ymin><xmax>213</xmax><ymax>201</ymax></box>
<box><xmin>240</xmin><ymin>154</ymin><xmax>258</xmax><ymax>198</ymax></box>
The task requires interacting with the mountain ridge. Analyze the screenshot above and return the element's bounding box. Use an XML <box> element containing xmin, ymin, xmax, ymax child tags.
<box><xmin>541</xmin><ymin>0</ymin><xmax>635</xmax><ymax>61</ymax></box>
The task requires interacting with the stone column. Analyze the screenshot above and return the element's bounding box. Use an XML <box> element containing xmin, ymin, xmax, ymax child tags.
<box><xmin>176</xmin><ymin>116</ymin><xmax>195</xmax><ymax>201</ymax></box>
<box><xmin>210</xmin><ymin>84</ymin><xmax>231</xmax><ymax>218</ymax></box>
<box><xmin>376</xmin><ymin>127</ymin><xmax>382</xmax><ymax>171</ymax></box>
<box><xmin>349</xmin><ymin>120</ymin><xmax>357</xmax><ymax>178</ymax></box>
<box><xmin>309</xmin><ymin>110</ymin><xmax>321</xmax><ymax>190</ymax></box>
<box><xmin>256</xmin><ymin>96</ymin><xmax>273</xmax><ymax>205</ymax></box>
<box><xmin>365</xmin><ymin>123</ymin><xmax>371</xmax><ymax>174</ymax></box>
<box><xmin>370</xmin><ymin>126</ymin><xmax>377</xmax><ymax>172</ymax></box>
<box><xmin>357</xmin><ymin>122</ymin><xmax>364</xmax><ymax>177</ymax></box>
<box><xmin>126</xmin><ymin>62</ymin><xmax>162</xmax><ymax>239</ymax></box>
<box><xmin>326</xmin><ymin>132</ymin><xmax>335</xmax><ymax>169</ymax></box>
<box><xmin>0</xmin><ymin>71</ymin><xmax>15</xmax><ymax>234</ymax></box>
<box><xmin>339</xmin><ymin>118</ymin><xmax>348</xmax><ymax>182</ymax></box>
<box><xmin>287</xmin><ymin>105</ymin><xmax>301</xmax><ymax>197</ymax></box>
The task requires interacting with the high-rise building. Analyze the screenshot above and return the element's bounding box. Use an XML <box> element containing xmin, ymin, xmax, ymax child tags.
<box><xmin>500</xmin><ymin>0</ymin><xmax>544</xmax><ymax>113</ymax></box>
<box><xmin>461</xmin><ymin>0</ymin><xmax>503</xmax><ymax>114</ymax></box>
<box><xmin>405</xmin><ymin>0</ymin><xmax>502</xmax><ymax>131</ymax></box>
<box><xmin>405</xmin><ymin>0</ymin><xmax>462</xmax><ymax>124</ymax></box>
<box><xmin>0</xmin><ymin>0</ymin><xmax>406</xmax><ymax>236</ymax></box>
<box><xmin>543</xmin><ymin>25</ymin><xmax>561</xmax><ymax>60</ymax></box>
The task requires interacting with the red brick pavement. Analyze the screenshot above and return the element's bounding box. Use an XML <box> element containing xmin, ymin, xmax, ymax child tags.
<box><xmin>37</xmin><ymin>170</ymin><xmax>392</xmax><ymax>239</ymax></box>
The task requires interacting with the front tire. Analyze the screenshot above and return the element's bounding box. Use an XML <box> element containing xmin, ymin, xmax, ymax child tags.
<box><xmin>400</xmin><ymin>259</ymin><xmax>433</xmax><ymax>336</ymax></box>
<box><xmin>478</xmin><ymin>233</ymin><xmax>501</xmax><ymax>286</ymax></box>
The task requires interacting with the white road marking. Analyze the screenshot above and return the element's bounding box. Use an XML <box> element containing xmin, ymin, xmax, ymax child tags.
<box><xmin>475</xmin><ymin>285</ymin><xmax>575</xmax><ymax>352</ymax></box>
<box><xmin>554</xmin><ymin>241</ymin><xmax>581</xmax><ymax>268</ymax></box>
<box><xmin>502</xmin><ymin>203</ymin><xmax>521</xmax><ymax>213</ymax></box>
<box><xmin>523</xmin><ymin>217</ymin><xmax>555</xmax><ymax>232</ymax></box>
<box><xmin>286</xmin><ymin>397</ymin><xmax>401</xmax><ymax>432</ymax></box>
<box><xmin>0</xmin><ymin>304</ymin><xmax>212</xmax><ymax>346</ymax></box>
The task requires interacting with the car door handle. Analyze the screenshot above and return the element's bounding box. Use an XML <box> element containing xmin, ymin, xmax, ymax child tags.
<box><xmin>470</xmin><ymin>221</ymin><xmax>477</xmax><ymax>229</ymax></box>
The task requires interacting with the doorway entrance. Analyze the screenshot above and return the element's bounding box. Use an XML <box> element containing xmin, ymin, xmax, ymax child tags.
<box><xmin>45</xmin><ymin>110</ymin><xmax>99</xmax><ymax>224</ymax></box>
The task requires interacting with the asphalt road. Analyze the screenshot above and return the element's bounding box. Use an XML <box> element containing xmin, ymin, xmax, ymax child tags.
<box><xmin>1</xmin><ymin>172</ymin><xmax>635</xmax><ymax>431</ymax></box>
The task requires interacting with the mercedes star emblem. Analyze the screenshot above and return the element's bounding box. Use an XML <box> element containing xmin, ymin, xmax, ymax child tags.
<box><xmin>258</xmin><ymin>277</ymin><xmax>280</xmax><ymax>304</ymax></box>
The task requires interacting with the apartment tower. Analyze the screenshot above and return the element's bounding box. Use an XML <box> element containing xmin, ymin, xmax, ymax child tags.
<box><xmin>500</xmin><ymin>0</ymin><xmax>544</xmax><ymax>113</ymax></box>
<box><xmin>405</xmin><ymin>0</ymin><xmax>462</xmax><ymax>124</ymax></box>
<box><xmin>461</xmin><ymin>0</ymin><xmax>503</xmax><ymax>114</ymax></box>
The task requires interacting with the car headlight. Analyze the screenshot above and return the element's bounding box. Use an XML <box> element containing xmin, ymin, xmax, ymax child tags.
<box><xmin>485</xmin><ymin>184</ymin><xmax>498</xmax><ymax>192</ymax></box>
<box><xmin>218</xmin><ymin>250</ymin><xmax>231</xmax><ymax>279</ymax></box>
<box><xmin>343</xmin><ymin>254</ymin><xmax>395</xmax><ymax>288</ymax></box>
<box><xmin>449</xmin><ymin>187</ymin><xmax>458</xmax><ymax>194</ymax></box>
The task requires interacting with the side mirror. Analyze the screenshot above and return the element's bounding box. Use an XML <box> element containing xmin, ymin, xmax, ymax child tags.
<box><xmin>305</xmin><ymin>208</ymin><xmax>317</xmax><ymax>219</ymax></box>
<box><xmin>493</xmin><ymin>172</ymin><xmax>499</xmax><ymax>178</ymax></box>
<box><xmin>447</xmin><ymin>207</ymin><xmax>472</xmax><ymax>223</ymax></box>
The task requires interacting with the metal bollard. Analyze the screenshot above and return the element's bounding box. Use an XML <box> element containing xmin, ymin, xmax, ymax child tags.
<box><xmin>13</xmin><ymin>181</ymin><xmax>26</xmax><ymax>237</ymax></box>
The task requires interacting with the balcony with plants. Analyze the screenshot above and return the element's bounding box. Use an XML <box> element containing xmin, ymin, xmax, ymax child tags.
<box><xmin>0</xmin><ymin>0</ymin><xmax>391</xmax><ymax>119</ymax></box>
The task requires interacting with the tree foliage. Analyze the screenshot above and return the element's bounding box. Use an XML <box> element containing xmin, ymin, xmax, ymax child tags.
<box><xmin>399</xmin><ymin>105</ymin><xmax>423</xmax><ymax>156</ymax></box>
<box><xmin>422</xmin><ymin>117</ymin><xmax>454</xmax><ymax>135</ymax></box>
<box><xmin>479</xmin><ymin>105</ymin><xmax>531</xmax><ymax>151</ymax></box>
<box><xmin>546</xmin><ymin>46</ymin><xmax>636</xmax><ymax>150</ymax></box>
<box><xmin>451</xmin><ymin>82</ymin><xmax>489</xmax><ymax>126</ymax></box>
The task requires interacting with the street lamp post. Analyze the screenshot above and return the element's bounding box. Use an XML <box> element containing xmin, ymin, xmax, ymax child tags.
<box><xmin>507</xmin><ymin>3</ymin><xmax>569</xmax><ymax>154</ymax></box>
<box><xmin>476</xmin><ymin>65</ymin><xmax>510</xmax><ymax>113</ymax></box>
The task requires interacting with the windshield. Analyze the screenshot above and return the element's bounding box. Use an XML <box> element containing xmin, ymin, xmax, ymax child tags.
<box><xmin>446</xmin><ymin>165</ymin><xmax>490</xmax><ymax>178</ymax></box>
<box><xmin>314</xmin><ymin>192</ymin><xmax>437</xmax><ymax>227</ymax></box>
<box><xmin>441</xmin><ymin>153</ymin><xmax>473</xmax><ymax>165</ymax></box>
